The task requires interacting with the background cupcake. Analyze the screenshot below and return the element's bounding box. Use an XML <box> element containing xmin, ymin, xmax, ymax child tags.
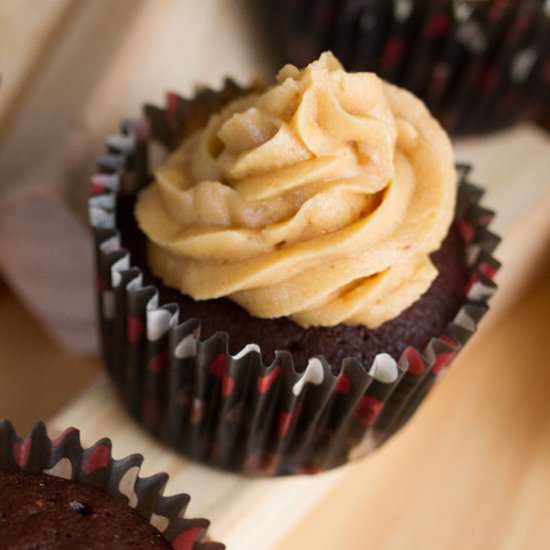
<box><xmin>90</xmin><ymin>53</ymin><xmax>499</xmax><ymax>475</ymax></box>
<box><xmin>250</xmin><ymin>0</ymin><xmax>550</xmax><ymax>135</ymax></box>
<box><xmin>0</xmin><ymin>419</ymin><xmax>222</xmax><ymax>549</ymax></box>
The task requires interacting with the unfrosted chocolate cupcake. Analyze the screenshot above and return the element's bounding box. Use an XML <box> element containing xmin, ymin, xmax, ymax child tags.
<box><xmin>0</xmin><ymin>471</ymin><xmax>171</xmax><ymax>549</ymax></box>
<box><xmin>0</xmin><ymin>420</ymin><xmax>223</xmax><ymax>549</ymax></box>
<box><xmin>90</xmin><ymin>52</ymin><xmax>499</xmax><ymax>475</ymax></box>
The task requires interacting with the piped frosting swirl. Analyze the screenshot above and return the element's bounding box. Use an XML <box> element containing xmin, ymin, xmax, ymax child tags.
<box><xmin>136</xmin><ymin>52</ymin><xmax>456</xmax><ymax>328</ymax></box>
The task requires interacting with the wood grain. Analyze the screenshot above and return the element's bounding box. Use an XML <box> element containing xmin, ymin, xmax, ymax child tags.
<box><xmin>0</xmin><ymin>0</ymin><xmax>145</xmax><ymax>192</ymax></box>
<box><xmin>0</xmin><ymin>0</ymin><xmax>74</xmax><ymax>132</ymax></box>
<box><xmin>0</xmin><ymin>279</ymin><xmax>99</xmax><ymax>432</ymax></box>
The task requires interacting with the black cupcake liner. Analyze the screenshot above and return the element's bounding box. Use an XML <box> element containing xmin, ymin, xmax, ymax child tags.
<box><xmin>252</xmin><ymin>0</ymin><xmax>550</xmax><ymax>135</ymax></box>
<box><xmin>0</xmin><ymin>419</ymin><xmax>223</xmax><ymax>549</ymax></box>
<box><xmin>89</xmin><ymin>81</ymin><xmax>500</xmax><ymax>475</ymax></box>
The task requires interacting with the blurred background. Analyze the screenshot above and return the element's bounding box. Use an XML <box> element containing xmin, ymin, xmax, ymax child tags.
<box><xmin>0</xmin><ymin>1</ymin><xmax>550</xmax><ymax>548</ymax></box>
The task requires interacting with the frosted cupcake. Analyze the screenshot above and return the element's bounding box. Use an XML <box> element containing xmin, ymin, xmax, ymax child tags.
<box><xmin>90</xmin><ymin>52</ymin><xmax>499</xmax><ymax>474</ymax></box>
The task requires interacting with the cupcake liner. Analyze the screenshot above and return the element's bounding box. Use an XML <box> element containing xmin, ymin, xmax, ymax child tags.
<box><xmin>491</xmin><ymin>10</ymin><xmax>550</xmax><ymax>130</ymax></box>
<box><xmin>378</xmin><ymin>0</ymin><xmax>426</xmax><ymax>82</ymax></box>
<box><xmin>461</xmin><ymin>0</ymin><xmax>540</xmax><ymax>133</ymax></box>
<box><xmin>89</xmin><ymin>82</ymin><xmax>500</xmax><ymax>476</ymax></box>
<box><xmin>0</xmin><ymin>419</ymin><xmax>223</xmax><ymax>549</ymax></box>
<box><xmin>253</xmin><ymin>0</ymin><xmax>550</xmax><ymax>135</ymax></box>
<box><xmin>445</xmin><ymin>1</ymin><xmax>516</xmax><ymax>133</ymax></box>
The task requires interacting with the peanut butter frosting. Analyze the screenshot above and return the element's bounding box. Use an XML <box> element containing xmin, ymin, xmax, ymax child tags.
<box><xmin>136</xmin><ymin>52</ymin><xmax>456</xmax><ymax>328</ymax></box>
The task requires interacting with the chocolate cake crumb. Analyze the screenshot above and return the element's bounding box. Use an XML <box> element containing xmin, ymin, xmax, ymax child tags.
<box><xmin>0</xmin><ymin>471</ymin><xmax>170</xmax><ymax>549</ymax></box>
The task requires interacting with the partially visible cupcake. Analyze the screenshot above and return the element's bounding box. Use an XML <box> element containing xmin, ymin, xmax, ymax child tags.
<box><xmin>90</xmin><ymin>51</ymin><xmax>499</xmax><ymax>475</ymax></box>
<box><xmin>252</xmin><ymin>0</ymin><xmax>550</xmax><ymax>134</ymax></box>
<box><xmin>0</xmin><ymin>420</ymin><xmax>223</xmax><ymax>549</ymax></box>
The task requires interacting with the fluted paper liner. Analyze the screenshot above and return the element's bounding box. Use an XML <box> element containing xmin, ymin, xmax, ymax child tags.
<box><xmin>0</xmin><ymin>420</ymin><xmax>223</xmax><ymax>549</ymax></box>
<box><xmin>89</xmin><ymin>80</ymin><xmax>500</xmax><ymax>475</ymax></box>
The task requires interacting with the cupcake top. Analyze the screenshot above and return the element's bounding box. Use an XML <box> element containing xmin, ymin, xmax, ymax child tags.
<box><xmin>0</xmin><ymin>421</ymin><xmax>222</xmax><ymax>550</ymax></box>
<box><xmin>0</xmin><ymin>470</ymin><xmax>171</xmax><ymax>549</ymax></box>
<box><xmin>137</xmin><ymin>52</ymin><xmax>456</xmax><ymax>328</ymax></box>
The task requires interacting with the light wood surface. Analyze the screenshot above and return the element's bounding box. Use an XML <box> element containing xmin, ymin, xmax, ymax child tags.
<box><xmin>0</xmin><ymin>279</ymin><xmax>99</xmax><ymax>432</ymax></box>
<box><xmin>0</xmin><ymin>0</ymin><xmax>73</xmax><ymax>132</ymax></box>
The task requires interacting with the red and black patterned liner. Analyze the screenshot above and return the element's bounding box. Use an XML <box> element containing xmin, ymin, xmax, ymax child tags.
<box><xmin>0</xmin><ymin>419</ymin><xmax>223</xmax><ymax>549</ymax></box>
<box><xmin>252</xmin><ymin>0</ymin><xmax>550</xmax><ymax>135</ymax></box>
<box><xmin>89</xmin><ymin>81</ymin><xmax>500</xmax><ymax>475</ymax></box>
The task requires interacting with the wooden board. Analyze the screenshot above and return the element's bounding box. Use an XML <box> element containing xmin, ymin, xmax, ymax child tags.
<box><xmin>0</xmin><ymin>0</ymin><xmax>73</xmax><ymax>132</ymax></box>
<box><xmin>49</xmin><ymin>126</ymin><xmax>550</xmax><ymax>549</ymax></box>
<box><xmin>280</xmin><ymin>266</ymin><xmax>550</xmax><ymax>550</ymax></box>
<box><xmin>0</xmin><ymin>279</ymin><xmax>99</xmax><ymax>433</ymax></box>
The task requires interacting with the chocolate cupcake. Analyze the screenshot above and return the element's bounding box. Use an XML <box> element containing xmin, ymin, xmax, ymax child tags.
<box><xmin>252</xmin><ymin>0</ymin><xmax>550</xmax><ymax>135</ymax></box>
<box><xmin>0</xmin><ymin>420</ymin><xmax>222</xmax><ymax>549</ymax></box>
<box><xmin>90</xmin><ymin>52</ymin><xmax>499</xmax><ymax>475</ymax></box>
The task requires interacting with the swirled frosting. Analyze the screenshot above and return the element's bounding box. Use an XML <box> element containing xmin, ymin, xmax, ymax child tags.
<box><xmin>136</xmin><ymin>52</ymin><xmax>456</xmax><ymax>328</ymax></box>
